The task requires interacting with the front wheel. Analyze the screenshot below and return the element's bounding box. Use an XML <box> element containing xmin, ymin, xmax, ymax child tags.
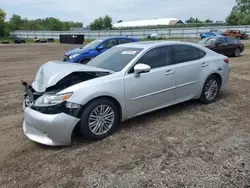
<box><xmin>200</xmin><ymin>75</ymin><xmax>221</xmax><ymax>104</ymax></box>
<box><xmin>80</xmin><ymin>98</ymin><xmax>119</xmax><ymax>140</ymax></box>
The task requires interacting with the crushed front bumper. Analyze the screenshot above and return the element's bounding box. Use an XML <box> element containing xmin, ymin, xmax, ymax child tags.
<box><xmin>23</xmin><ymin>107</ymin><xmax>80</xmax><ymax>146</ymax></box>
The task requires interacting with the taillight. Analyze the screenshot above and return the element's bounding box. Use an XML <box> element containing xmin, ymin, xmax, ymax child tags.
<box><xmin>224</xmin><ymin>58</ymin><xmax>229</xmax><ymax>64</ymax></box>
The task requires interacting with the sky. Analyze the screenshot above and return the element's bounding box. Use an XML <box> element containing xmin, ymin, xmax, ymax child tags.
<box><xmin>0</xmin><ymin>0</ymin><xmax>236</xmax><ymax>26</ymax></box>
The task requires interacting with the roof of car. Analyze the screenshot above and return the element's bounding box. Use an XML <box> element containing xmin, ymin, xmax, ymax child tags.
<box><xmin>114</xmin><ymin>40</ymin><xmax>198</xmax><ymax>49</ymax></box>
<box><xmin>103</xmin><ymin>36</ymin><xmax>138</xmax><ymax>40</ymax></box>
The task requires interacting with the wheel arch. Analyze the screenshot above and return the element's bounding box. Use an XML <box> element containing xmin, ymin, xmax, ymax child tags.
<box><xmin>210</xmin><ymin>73</ymin><xmax>222</xmax><ymax>86</ymax></box>
<box><xmin>72</xmin><ymin>95</ymin><xmax>123</xmax><ymax>136</ymax></box>
<box><xmin>76</xmin><ymin>95</ymin><xmax>123</xmax><ymax>121</ymax></box>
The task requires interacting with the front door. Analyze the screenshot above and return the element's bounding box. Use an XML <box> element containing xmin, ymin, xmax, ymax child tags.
<box><xmin>124</xmin><ymin>46</ymin><xmax>176</xmax><ymax>118</ymax></box>
<box><xmin>214</xmin><ymin>37</ymin><xmax>229</xmax><ymax>55</ymax></box>
<box><xmin>96</xmin><ymin>39</ymin><xmax>118</xmax><ymax>55</ymax></box>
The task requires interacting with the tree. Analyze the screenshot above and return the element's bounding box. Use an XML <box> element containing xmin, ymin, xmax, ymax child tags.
<box><xmin>89</xmin><ymin>15</ymin><xmax>112</xmax><ymax>30</ymax></box>
<box><xmin>205</xmin><ymin>19</ymin><xmax>213</xmax><ymax>23</ymax></box>
<box><xmin>0</xmin><ymin>9</ymin><xmax>7</xmax><ymax>37</ymax></box>
<box><xmin>185</xmin><ymin>17</ymin><xmax>203</xmax><ymax>24</ymax></box>
<box><xmin>1</xmin><ymin>10</ymin><xmax>83</xmax><ymax>32</ymax></box>
<box><xmin>226</xmin><ymin>0</ymin><xmax>250</xmax><ymax>25</ymax></box>
<box><xmin>103</xmin><ymin>15</ymin><xmax>112</xmax><ymax>29</ymax></box>
<box><xmin>9</xmin><ymin>14</ymin><xmax>22</xmax><ymax>30</ymax></box>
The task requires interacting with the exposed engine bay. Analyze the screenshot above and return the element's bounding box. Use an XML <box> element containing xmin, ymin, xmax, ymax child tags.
<box><xmin>45</xmin><ymin>71</ymin><xmax>110</xmax><ymax>92</ymax></box>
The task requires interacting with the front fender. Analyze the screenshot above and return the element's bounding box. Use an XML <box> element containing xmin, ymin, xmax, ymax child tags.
<box><xmin>61</xmin><ymin>77</ymin><xmax>127</xmax><ymax>120</ymax></box>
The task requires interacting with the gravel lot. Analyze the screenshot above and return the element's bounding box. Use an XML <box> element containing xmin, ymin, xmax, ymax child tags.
<box><xmin>0</xmin><ymin>43</ymin><xmax>249</xmax><ymax>188</ymax></box>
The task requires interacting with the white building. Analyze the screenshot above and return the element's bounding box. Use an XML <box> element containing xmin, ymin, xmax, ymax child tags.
<box><xmin>113</xmin><ymin>18</ymin><xmax>185</xmax><ymax>28</ymax></box>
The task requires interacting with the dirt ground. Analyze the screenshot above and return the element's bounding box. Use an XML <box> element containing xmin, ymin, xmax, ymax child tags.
<box><xmin>0</xmin><ymin>43</ymin><xmax>249</xmax><ymax>188</ymax></box>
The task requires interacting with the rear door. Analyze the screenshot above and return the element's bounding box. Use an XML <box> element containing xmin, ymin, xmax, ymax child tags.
<box><xmin>168</xmin><ymin>44</ymin><xmax>205</xmax><ymax>101</ymax></box>
<box><xmin>225</xmin><ymin>37</ymin><xmax>238</xmax><ymax>55</ymax></box>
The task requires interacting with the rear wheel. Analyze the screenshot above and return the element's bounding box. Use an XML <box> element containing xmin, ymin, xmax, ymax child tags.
<box><xmin>80</xmin><ymin>98</ymin><xmax>119</xmax><ymax>140</ymax></box>
<box><xmin>79</xmin><ymin>59</ymin><xmax>90</xmax><ymax>64</ymax></box>
<box><xmin>200</xmin><ymin>75</ymin><xmax>221</xmax><ymax>104</ymax></box>
<box><xmin>234</xmin><ymin>48</ymin><xmax>241</xmax><ymax>57</ymax></box>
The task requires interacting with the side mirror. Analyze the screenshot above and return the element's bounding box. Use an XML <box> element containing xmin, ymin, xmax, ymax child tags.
<box><xmin>134</xmin><ymin>63</ymin><xmax>151</xmax><ymax>75</ymax></box>
<box><xmin>215</xmin><ymin>42</ymin><xmax>222</xmax><ymax>45</ymax></box>
<box><xmin>97</xmin><ymin>46</ymin><xmax>104</xmax><ymax>51</ymax></box>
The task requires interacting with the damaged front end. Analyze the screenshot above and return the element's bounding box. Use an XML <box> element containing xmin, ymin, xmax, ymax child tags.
<box><xmin>21</xmin><ymin>61</ymin><xmax>112</xmax><ymax>115</ymax></box>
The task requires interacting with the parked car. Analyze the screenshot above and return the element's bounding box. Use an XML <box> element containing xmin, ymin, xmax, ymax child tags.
<box><xmin>14</xmin><ymin>37</ymin><xmax>26</xmax><ymax>44</ymax></box>
<box><xmin>198</xmin><ymin>36</ymin><xmax>244</xmax><ymax>57</ymax></box>
<box><xmin>223</xmin><ymin>30</ymin><xmax>249</xmax><ymax>40</ymax></box>
<box><xmin>63</xmin><ymin>36</ymin><xmax>139</xmax><ymax>64</ymax></box>
<box><xmin>22</xmin><ymin>41</ymin><xmax>230</xmax><ymax>146</ymax></box>
<box><xmin>209</xmin><ymin>29</ymin><xmax>224</xmax><ymax>35</ymax></box>
<box><xmin>200</xmin><ymin>32</ymin><xmax>222</xmax><ymax>39</ymax></box>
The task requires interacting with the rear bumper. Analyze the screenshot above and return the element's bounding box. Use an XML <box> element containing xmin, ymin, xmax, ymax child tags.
<box><xmin>23</xmin><ymin>107</ymin><xmax>80</xmax><ymax>146</ymax></box>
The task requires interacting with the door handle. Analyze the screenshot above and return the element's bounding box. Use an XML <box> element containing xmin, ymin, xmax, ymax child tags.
<box><xmin>201</xmin><ymin>62</ymin><xmax>208</xmax><ymax>67</ymax></box>
<box><xmin>165</xmin><ymin>69</ymin><xmax>175</xmax><ymax>75</ymax></box>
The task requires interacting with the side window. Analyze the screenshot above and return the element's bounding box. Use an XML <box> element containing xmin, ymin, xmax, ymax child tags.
<box><xmin>226</xmin><ymin>37</ymin><xmax>236</xmax><ymax>43</ymax></box>
<box><xmin>217</xmin><ymin>37</ymin><xmax>227</xmax><ymax>44</ymax></box>
<box><xmin>128</xmin><ymin>46</ymin><xmax>168</xmax><ymax>73</ymax></box>
<box><xmin>170</xmin><ymin>45</ymin><xmax>200</xmax><ymax>64</ymax></box>
<box><xmin>137</xmin><ymin>46</ymin><xmax>168</xmax><ymax>69</ymax></box>
<box><xmin>197</xmin><ymin>49</ymin><xmax>206</xmax><ymax>58</ymax></box>
<box><xmin>101</xmin><ymin>39</ymin><xmax>117</xmax><ymax>49</ymax></box>
<box><xmin>118</xmin><ymin>39</ymin><xmax>133</xmax><ymax>44</ymax></box>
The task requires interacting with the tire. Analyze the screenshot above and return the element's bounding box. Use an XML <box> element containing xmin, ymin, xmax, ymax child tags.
<box><xmin>80</xmin><ymin>98</ymin><xmax>119</xmax><ymax>140</ymax></box>
<box><xmin>79</xmin><ymin>59</ymin><xmax>90</xmax><ymax>64</ymax></box>
<box><xmin>200</xmin><ymin>75</ymin><xmax>221</xmax><ymax>104</ymax></box>
<box><xmin>234</xmin><ymin>48</ymin><xmax>241</xmax><ymax>57</ymax></box>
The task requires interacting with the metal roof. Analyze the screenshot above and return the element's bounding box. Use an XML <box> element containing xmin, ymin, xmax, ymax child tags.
<box><xmin>113</xmin><ymin>18</ymin><xmax>184</xmax><ymax>28</ymax></box>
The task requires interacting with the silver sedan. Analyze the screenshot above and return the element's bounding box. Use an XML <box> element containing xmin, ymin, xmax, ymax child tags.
<box><xmin>22</xmin><ymin>41</ymin><xmax>230</xmax><ymax>146</ymax></box>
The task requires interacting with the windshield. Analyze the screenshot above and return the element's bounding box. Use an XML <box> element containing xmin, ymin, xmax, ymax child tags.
<box><xmin>198</xmin><ymin>38</ymin><xmax>216</xmax><ymax>45</ymax></box>
<box><xmin>81</xmin><ymin>39</ymin><xmax>103</xmax><ymax>49</ymax></box>
<box><xmin>87</xmin><ymin>47</ymin><xmax>143</xmax><ymax>72</ymax></box>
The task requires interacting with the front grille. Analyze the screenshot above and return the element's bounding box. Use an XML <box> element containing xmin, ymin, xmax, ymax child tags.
<box><xmin>63</xmin><ymin>55</ymin><xmax>69</xmax><ymax>61</ymax></box>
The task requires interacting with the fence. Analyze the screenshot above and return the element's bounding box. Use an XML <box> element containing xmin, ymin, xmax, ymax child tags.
<box><xmin>10</xmin><ymin>25</ymin><xmax>250</xmax><ymax>40</ymax></box>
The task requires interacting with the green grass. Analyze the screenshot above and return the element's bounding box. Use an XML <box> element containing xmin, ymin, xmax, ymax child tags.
<box><xmin>245</xmin><ymin>44</ymin><xmax>250</xmax><ymax>49</ymax></box>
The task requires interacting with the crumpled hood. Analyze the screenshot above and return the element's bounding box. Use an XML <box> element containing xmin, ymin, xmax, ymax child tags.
<box><xmin>32</xmin><ymin>61</ymin><xmax>112</xmax><ymax>92</ymax></box>
<box><xmin>65</xmin><ymin>48</ymin><xmax>92</xmax><ymax>56</ymax></box>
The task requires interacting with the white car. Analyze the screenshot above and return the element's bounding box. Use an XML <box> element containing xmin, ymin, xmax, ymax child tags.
<box><xmin>22</xmin><ymin>41</ymin><xmax>230</xmax><ymax>146</ymax></box>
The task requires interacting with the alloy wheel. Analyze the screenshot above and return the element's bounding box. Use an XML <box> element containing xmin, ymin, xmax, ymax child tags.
<box><xmin>88</xmin><ymin>105</ymin><xmax>115</xmax><ymax>135</ymax></box>
<box><xmin>235</xmin><ymin>48</ymin><xmax>240</xmax><ymax>57</ymax></box>
<box><xmin>204</xmin><ymin>79</ymin><xmax>219</xmax><ymax>101</ymax></box>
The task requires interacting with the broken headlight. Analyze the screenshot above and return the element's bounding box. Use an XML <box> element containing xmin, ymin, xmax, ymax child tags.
<box><xmin>34</xmin><ymin>92</ymin><xmax>73</xmax><ymax>107</ymax></box>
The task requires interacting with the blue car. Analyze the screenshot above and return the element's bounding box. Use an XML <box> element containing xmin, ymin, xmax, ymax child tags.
<box><xmin>63</xmin><ymin>36</ymin><xmax>139</xmax><ymax>63</ymax></box>
<box><xmin>200</xmin><ymin>32</ymin><xmax>223</xmax><ymax>39</ymax></box>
